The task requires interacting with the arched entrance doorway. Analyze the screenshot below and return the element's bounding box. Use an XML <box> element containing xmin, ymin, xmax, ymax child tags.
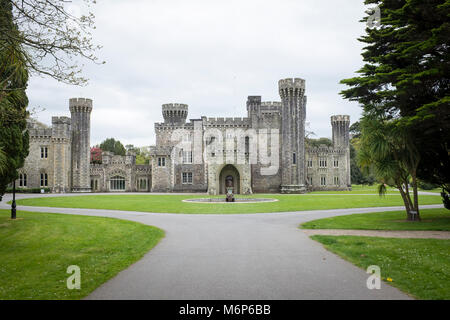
<box><xmin>219</xmin><ymin>165</ymin><xmax>240</xmax><ymax>194</ymax></box>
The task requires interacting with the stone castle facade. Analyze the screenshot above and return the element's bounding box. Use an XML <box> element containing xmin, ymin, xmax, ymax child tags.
<box><xmin>17</xmin><ymin>78</ymin><xmax>351</xmax><ymax>194</ymax></box>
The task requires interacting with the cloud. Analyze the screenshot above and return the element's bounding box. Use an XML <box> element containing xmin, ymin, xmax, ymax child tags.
<box><xmin>26</xmin><ymin>0</ymin><xmax>368</xmax><ymax>146</ymax></box>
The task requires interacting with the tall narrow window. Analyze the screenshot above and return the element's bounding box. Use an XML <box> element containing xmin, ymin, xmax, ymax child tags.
<box><xmin>245</xmin><ymin>136</ymin><xmax>250</xmax><ymax>154</ymax></box>
<box><xmin>40</xmin><ymin>173</ymin><xmax>48</xmax><ymax>187</ymax></box>
<box><xmin>334</xmin><ymin>159</ymin><xmax>339</xmax><ymax>168</ymax></box>
<box><xmin>320</xmin><ymin>176</ymin><xmax>326</xmax><ymax>186</ymax></box>
<box><xmin>139</xmin><ymin>178</ymin><xmax>147</xmax><ymax>190</ymax></box>
<box><xmin>40</xmin><ymin>147</ymin><xmax>48</xmax><ymax>159</ymax></box>
<box><xmin>19</xmin><ymin>173</ymin><xmax>27</xmax><ymax>187</ymax></box>
<box><xmin>319</xmin><ymin>158</ymin><xmax>327</xmax><ymax>168</ymax></box>
<box><xmin>307</xmin><ymin>160</ymin><xmax>313</xmax><ymax>168</ymax></box>
<box><xmin>334</xmin><ymin>176</ymin><xmax>340</xmax><ymax>185</ymax></box>
<box><xmin>158</xmin><ymin>157</ymin><xmax>166</xmax><ymax>167</ymax></box>
<box><xmin>293</xmin><ymin>152</ymin><xmax>297</xmax><ymax>164</ymax></box>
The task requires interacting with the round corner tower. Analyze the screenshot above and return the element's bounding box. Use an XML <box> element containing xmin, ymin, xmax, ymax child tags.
<box><xmin>278</xmin><ymin>78</ymin><xmax>307</xmax><ymax>193</ymax></box>
<box><xmin>70</xmin><ymin>98</ymin><xmax>92</xmax><ymax>192</ymax></box>
<box><xmin>162</xmin><ymin>103</ymin><xmax>188</xmax><ymax>125</ymax></box>
<box><xmin>331</xmin><ymin>115</ymin><xmax>350</xmax><ymax>148</ymax></box>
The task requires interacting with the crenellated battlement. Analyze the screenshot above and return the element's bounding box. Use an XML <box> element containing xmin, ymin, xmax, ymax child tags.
<box><xmin>204</xmin><ymin>117</ymin><xmax>250</xmax><ymax>127</ymax></box>
<box><xmin>52</xmin><ymin>116</ymin><xmax>71</xmax><ymax>125</ymax></box>
<box><xmin>306</xmin><ymin>145</ymin><xmax>347</xmax><ymax>154</ymax></box>
<box><xmin>278</xmin><ymin>78</ymin><xmax>305</xmax><ymax>98</ymax></box>
<box><xmin>331</xmin><ymin>115</ymin><xmax>350</xmax><ymax>123</ymax></box>
<box><xmin>69</xmin><ymin>97</ymin><xmax>93</xmax><ymax>113</ymax></box>
<box><xmin>162</xmin><ymin>103</ymin><xmax>188</xmax><ymax>124</ymax></box>
<box><xmin>28</xmin><ymin>128</ymin><xmax>52</xmax><ymax>138</ymax></box>
<box><xmin>261</xmin><ymin>101</ymin><xmax>282</xmax><ymax>107</ymax></box>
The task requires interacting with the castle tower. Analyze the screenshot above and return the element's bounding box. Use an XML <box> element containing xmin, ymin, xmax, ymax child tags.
<box><xmin>51</xmin><ymin>116</ymin><xmax>72</xmax><ymax>193</ymax></box>
<box><xmin>246</xmin><ymin>96</ymin><xmax>261</xmax><ymax>128</ymax></box>
<box><xmin>331</xmin><ymin>115</ymin><xmax>351</xmax><ymax>187</ymax></box>
<box><xmin>162</xmin><ymin>103</ymin><xmax>188</xmax><ymax>125</ymax></box>
<box><xmin>331</xmin><ymin>115</ymin><xmax>350</xmax><ymax>148</ymax></box>
<box><xmin>279</xmin><ymin>78</ymin><xmax>307</xmax><ymax>193</ymax></box>
<box><xmin>70</xmin><ymin>98</ymin><xmax>92</xmax><ymax>192</ymax></box>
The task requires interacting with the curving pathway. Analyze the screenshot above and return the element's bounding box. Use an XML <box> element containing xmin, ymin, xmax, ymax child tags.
<box><xmin>1</xmin><ymin>193</ymin><xmax>444</xmax><ymax>300</ymax></box>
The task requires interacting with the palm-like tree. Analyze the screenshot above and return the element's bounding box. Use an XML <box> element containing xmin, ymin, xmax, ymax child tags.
<box><xmin>358</xmin><ymin>116</ymin><xmax>421</xmax><ymax>221</ymax></box>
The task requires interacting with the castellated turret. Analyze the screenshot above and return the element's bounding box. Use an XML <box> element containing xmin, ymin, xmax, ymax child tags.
<box><xmin>51</xmin><ymin>116</ymin><xmax>71</xmax><ymax>193</ymax></box>
<box><xmin>70</xmin><ymin>98</ymin><xmax>92</xmax><ymax>192</ymax></box>
<box><xmin>278</xmin><ymin>78</ymin><xmax>307</xmax><ymax>193</ymax></box>
<box><xmin>331</xmin><ymin>115</ymin><xmax>351</xmax><ymax>187</ymax></box>
<box><xmin>331</xmin><ymin>115</ymin><xmax>350</xmax><ymax>149</ymax></box>
<box><xmin>162</xmin><ymin>103</ymin><xmax>188</xmax><ymax>125</ymax></box>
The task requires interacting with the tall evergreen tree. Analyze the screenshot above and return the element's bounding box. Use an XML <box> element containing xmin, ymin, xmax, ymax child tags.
<box><xmin>341</xmin><ymin>0</ymin><xmax>450</xmax><ymax>214</ymax></box>
<box><xmin>0</xmin><ymin>0</ymin><xmax>29</xmax><ymax>201</ymax></box>
<box><xmin>99</xmin><ymin>138</ymin><xmax>126</xmax><ymax>156</ymax></box>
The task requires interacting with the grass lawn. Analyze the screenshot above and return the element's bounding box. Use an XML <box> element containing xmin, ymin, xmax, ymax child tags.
<box><xmin>312</xmin><ymin>235</ymin><xmax>450</xmax><ymax>300</ymax></box>
<box><xmin>312</xmin><ymin>184</ymin><xmax>442</xmax><ymax>194</ymax></box>
<box><xmin>13</xmin><ymin>193</ymin><xmax>442</xmax><ymax>214</ymax></box>
<box><xmin>301</xmin><ymin>208</ymin><xmax>450</xmax><ymax>231</ymax></box>
<box><xmin>312</xmin><ymin>184</ymin><xmax>397</xmax><ymax>194</ymax></box>
<box><xmin>0</xmin><ymin>210</ymin><xmax>164</xmax><ymax>299</ymax></box>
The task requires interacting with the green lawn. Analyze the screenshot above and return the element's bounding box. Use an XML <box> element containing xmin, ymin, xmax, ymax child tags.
<box><xmin>312</xmin><ymin>235</ymin><xmax>450</xmax><ymax>300</ymax></box>
<box><xmin>301</xmin><ymin>208</ymin><xmax>450</xmax><ymax>231</ymax></box>
<box><xmin>312</xmin><ymin>184</ymin><xmax>397</xmax><ymax>194</ymax></box>
<box><xmin>312</xmin><ymin>184</ymin><xmax>442</xmax><ymax>194</ymax></box>
<box><xmin>13</xmin><ymin>193</ymin><xmax>442</xmax><ymax>214</ymax></box>
<box><xmin>0</xmin><ymin>210</ymin><xmax>164</xmax><ymax>299</ymax></box>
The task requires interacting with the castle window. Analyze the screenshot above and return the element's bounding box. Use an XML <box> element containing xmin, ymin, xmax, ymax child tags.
<box><xmin>319</xmin><ymin>158</ymin><xmax>327</xmax><ymax>168</ymax></box>
<box><xmin>91</xmin><ymin>179</ymin><xmax>98</xmax><ymax>191</ymax></box>
<box><xmin>334</xmin><ymin>159</ymin><xmax>339</xmax><ymax>168</ymax></box>
<box><xmin>19</xmin><ymin>173</ymin><xmax>27</xmax><ymax>187</ymax></box>
<box><xmin>182</xmin><ymin>151</ymin><xmax>193</xmax><ymax>164</ymax></box>
<box><xmin>158</xmin><ymin>157</ymin><xmax>166</xmax><ymax>167</ymax></box>
<box><xmin>307</xmin><ymin>160</ymin><xmax>313</xmax><ymax>168</ymax></box>
<box><xmin>40</xmin><ymin>147</ymin><xmax>48</xmax><ymax>159</ymax></box>
<box><xmin>182</xmin><ymin>172</ymin><xmax>193</xmax><ymax>184</ymax></box>
<box><xmin>293</xmin><ymin>152</ymin><xmax>297</xmax><ymax>165</ymax></box>
<box><xmin>245</xmin><ymin>136</ymin><xmax>250</xmax><ymax>154</ymax></box>
<box><xmin>137</xmin><ymin>178</ymin><xmax>147</xmax><ymax>190</ymax></box>
<box><xmin>320</xmin><ymin>176</ymin><xmax>326</xmax><ymax>186</ymax></box>
<box><xmin>334</xmin><ymin>176</ymin><xmax>340</xmax><ymax>185</ymax></box>
<box><xmin>307</xmin><ymin>176</ymin><xmax>313</xmax><ymax>185</ymax></box>
<box><xmin>40</xmin><ymin>173</ymin><xmax>48</xmax><ymax>187</ymax></box>
<box><xmin>110</xmin><ymin>176</ymin><xmax>125</xmax><ymax>191</ymax></box>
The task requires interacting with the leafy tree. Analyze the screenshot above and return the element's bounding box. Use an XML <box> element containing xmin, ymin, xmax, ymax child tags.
<box><xmin>0</xmin><ymin>0</ymin><xmax>29</xmax><ymax>201</ymax></box>
<box><xmin>2</xmin><ymin>0</ymin><xmax>102</xmax><ymax>85</ymax></box>
<box><xmin>341</xmin><ymin>0</ymin><xmax>450</xmax><ymax>215</ymax></box>
<box><xmin>99</xmin><ymin>138</ymin><xmax>126</xmax><ymax>156</ymax></box>
<box><xmin>136</xmin><ymin>147</ymin><xmax>151</xmax><ymax>165</ymax></box>
<box><xmin>349</xmin><ymin>121</ymin><xmax>361</xmax><ymax>139</ymax></box>
<box><xmin>0</xmin><ymin>147</ymin><xmax>6</xmax><ymax>173</ymax></box>
<box><xmin>306</xmin><ymin>137</ymin><xmax>333</xmax><ymax>148</ymax></box>
<box><xmin>350</xmin><ymin>143</ymin><xmax>376</xmax><ymax>185</ymax></box>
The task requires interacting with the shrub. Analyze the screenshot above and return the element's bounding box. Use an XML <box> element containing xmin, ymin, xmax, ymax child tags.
<box><xmin>5</xmin><ymin>187</ymin><xmax>51</xmax><ymax>194</ymax></box>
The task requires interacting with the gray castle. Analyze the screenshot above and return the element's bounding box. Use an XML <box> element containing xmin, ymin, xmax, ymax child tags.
<box><xmin>17</xmin><ymin>78</ymin><xmax>351</xmax><ymax>194</ymax></box>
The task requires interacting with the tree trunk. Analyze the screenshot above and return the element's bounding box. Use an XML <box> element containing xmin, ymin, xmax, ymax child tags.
<box><xmin>410</xmin><ymin>172</ymin><xmax>421</xmax><ymax>221</ymax></box>
<box><xmin>397</xmin><ymin>182</ymin><xmax>412</xmax><ymax>218</ymax></box>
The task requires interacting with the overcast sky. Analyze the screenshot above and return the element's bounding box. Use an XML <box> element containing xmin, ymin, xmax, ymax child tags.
<box><xmin>26</xmin><ymin>0</ymin><xmax>368</xmax><ymax>147</ymax></box>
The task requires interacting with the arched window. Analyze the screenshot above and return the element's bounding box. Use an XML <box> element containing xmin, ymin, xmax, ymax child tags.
<box><xmin>110</xmin><ymin>176</ymin><xmax>125</xmax><ymax>191</ymax></box>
